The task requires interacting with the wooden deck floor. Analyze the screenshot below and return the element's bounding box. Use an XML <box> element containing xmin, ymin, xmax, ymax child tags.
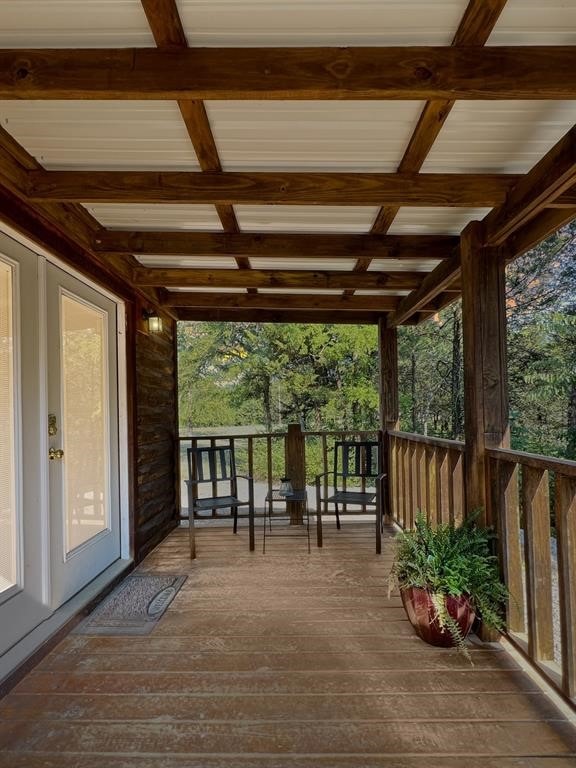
<box><xmin>1</xmin><ymin>522</ymin><xmax>575</xmax><ymax>767</ymax></box>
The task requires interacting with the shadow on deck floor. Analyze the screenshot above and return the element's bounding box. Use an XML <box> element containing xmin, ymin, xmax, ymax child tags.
<box><xmin>0</xmin><ymin>522</ymin><xmax>575</xmax><ymax>767</ymax></box>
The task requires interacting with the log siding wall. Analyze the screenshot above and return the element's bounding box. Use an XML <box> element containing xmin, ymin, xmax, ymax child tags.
<box><xmin>133</xmin><ymin>307</ymin><xmax>179</xmax><ymax>560</ymax></box>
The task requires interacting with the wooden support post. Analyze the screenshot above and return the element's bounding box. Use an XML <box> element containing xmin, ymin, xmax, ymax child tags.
<box><xmin>461</xmin><ymin>221</ymin><xmax>510</xmax><ymax>525</ymax></box>
<box><xmin>379</xmin><ymin>320</ymin><xmax>400</xmax><ymax>524</ymax></box>
<box><xmin>285</xmin><ymin>423</ymin><xmax>306</xmax><ymax>524</ymax></box>
<box><xmin>379</xmin><ymin>321</ymin><xmax>400</xmax><ymax>432</ymax></box>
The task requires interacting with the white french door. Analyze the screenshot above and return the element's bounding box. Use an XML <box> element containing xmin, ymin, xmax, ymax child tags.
<box><xmin>0</xmin><ymin>232</ymin><xmax>123</xmax><ymax>657</ymax></box>
<box><xmin>0</xmin><ymin>238</ymin><xmax>49</xmax><ymax>655</ymax></box>
<box><xmin>46</xmin><ymin>263</ymin><xmax>121</xmax><ymax>608</ymax></box>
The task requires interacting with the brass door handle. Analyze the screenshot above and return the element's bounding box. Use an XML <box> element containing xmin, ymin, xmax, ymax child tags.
<box><xmin>49</xmin><ymin>447</ymin><xmax>64</xmax><ymax>460</ymax></box>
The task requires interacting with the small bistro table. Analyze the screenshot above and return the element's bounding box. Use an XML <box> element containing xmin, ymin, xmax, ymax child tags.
<box><xmin>263</xmin><ymin>489</ymin><xmax>311</xmax><ymax>553</ymax></box>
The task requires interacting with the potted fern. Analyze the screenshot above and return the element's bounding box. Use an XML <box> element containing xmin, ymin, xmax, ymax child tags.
<box><xmin>389</xmin><ymin>513</ymin><xmax>509</xmax><ymax>656</ymax></box>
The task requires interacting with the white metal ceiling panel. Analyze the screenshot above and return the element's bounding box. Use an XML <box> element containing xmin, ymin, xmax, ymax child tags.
<box><xmin>206</xmin><ymin>101</ymin><xmax>424</xmax><ymax>171</ymax></box>
<box><xmin>248</xmin><ymin>258</ymin><xmax>355</xmax><ymax>272</ymax></box>
<box><xmin>489</xmin><ymin>0</ymin><xmax>576</xmax><ymax>45</ymax></box>
<box><xmin>0</xmin><ymin>102</ymin><xmax>200</xmax><ymax>170</ymax></box>
<box><xmin>422</xmin><ymin>101</ymin><xmax>576</xmax><ymax>174</ymax></box>
<box><xmin>236</xmin><ymin>206</ymin><xmax>378</xmax><ymax>233</ymax></box>
<box><xmin>169</xmin><ymin>287</ymin><xmax>248</xmax><ymax>293</ymax></box>
<box><xmin>355</xmin><ymin>290</ymin><xmax>411</xmax><ymax>296</ymax></box>
<box><xmin>387</xmin><ymin>208</ymin><xmax>491</xmax><ymax>236</ymax></box>
<box><xmin>136</xmin><ymin>256</ymin><xmax>238</xmax><ymax>269</ymax></box>
<box><xmin>258</xmin><ymin>288</ymin><xmax>343</xmax><ymax>295</ymax></box>
<box><xmin>0</xmin><ymin>0</ymin><xmax>154</xmax><ymax>47</ymax></box>
<box><xmin>85</xmin><ymin>204</ymin><xmax>223</xmax><ymax>231</ymax></box>
<box><xmin>178</xmin><ymin>0</ymin><xmax>468</xmax><ymax>46</ymax></box>
<box><xmin>365</xmin><ymin>258</ymin><xmax>440</xmax><ymax>273</ymax></box>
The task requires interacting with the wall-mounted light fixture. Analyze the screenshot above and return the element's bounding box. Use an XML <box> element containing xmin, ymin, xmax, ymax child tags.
<box><xmin>143</xmin><ymin>309</ymin><xmax>163</xmax><ymax>334</ymax></box>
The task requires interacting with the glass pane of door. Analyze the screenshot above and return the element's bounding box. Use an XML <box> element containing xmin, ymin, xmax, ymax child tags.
<box><xmin>61</xmin><ymin>293</ymin><xmax>110</xmax><ymax>554</ymax></box>
<box><xmin>0</xmin><ymin>259</ymin><xmax>18</xmax><ymax>595</ymax></box>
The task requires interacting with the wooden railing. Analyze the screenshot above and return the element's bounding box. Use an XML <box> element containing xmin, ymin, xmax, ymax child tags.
<box><xmin>177</xmin><ymin>425</ymin><xmax>576</xmax><ymax>703</ymax></box>
<box><xmin>177</xmin><ymin>426</ymin><xmax>378</xmax><ymax>518</ymax></box>
<box><xmin>488</xmin><ymin>447</ymin><xmax>576</xmax><ymax>702</ymax></box>
<box><xmin>388</xmin><ymin>431</ymin><xmax>465</xmax><ymax>529</ymax></box>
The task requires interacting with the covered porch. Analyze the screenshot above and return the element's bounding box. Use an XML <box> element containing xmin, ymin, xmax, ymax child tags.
<box><xmin>1</xmin><ymin>524</ymin><xmax>576</xmax><ymax>766</ymax></box>
<box><xmin>0</xmin><ymin>0</ymin><xmax>576</xmax><ymax>761</ymax></box>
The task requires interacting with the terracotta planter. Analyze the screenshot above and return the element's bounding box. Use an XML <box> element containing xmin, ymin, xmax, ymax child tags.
<box><xmin>400</xmin><ymin>587</ymin><xmax>476</xmax><ymax>647</ymax></box>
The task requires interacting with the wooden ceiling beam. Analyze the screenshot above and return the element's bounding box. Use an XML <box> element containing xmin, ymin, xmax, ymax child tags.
<box><xmin>140</xmin><ymin>0</ymin><xmax>245</xmax><ymax>262</ymax></box>
<box><xmin>176</xmin><ymin>308</ymin><xmax>386</xmax><ymax>324</ymax></box>
<box><xmin>134</xmin><ymin>267</ymin><xmax>426</xmax><ymax>290</ymax></box>
<box><xmin>370</xmin><ymin>1</ymin><xmax>508</xmax><ymax>237</ymax></box>
<box><xmin>483</xmin><ymin>125</ymin><xmax>576</xmax><ymax>245</ymax></box>
<box><xmin>0</xmin><ymin>124</ymin><xmax>171</xmax><ymax>309</ymax></box>
<box><xmin>162</xmin><ymin>291</ymin><xmax>401</xmax><ymax>311</ymax></box>
<box><xmin>0</xmin><ymin>184</ymin><xmax>138</xmax><ymax>302</ymax></box>
<box><xmin>140</xmin><ymin>0</ymin><xmax>188</xmax><ymax>47</ymax></box>
<box><xmin>547</xmin><ymin>188</ymin><xmax>576</xmax><ymax>208</ymax></box>
<box><xmin>507</xmin><ymin>207</ymin><xmax>576</xmax><ymax>259</ymax></box>
<box><xmin>94</xmin><ymin>230</ymin><xmax>458</xmax><ymax>259</ymax></box>
<box><xmin>451</xmin><ymin>0</ymin><xmax>509</xmax><ymax>46</ymax></box>
<box><xmin>387</xmin><ymin>255</ymin><xmax>462</xmax><ymax>327</ymax></box>
<box><xmin>28</xmin><ymin>170</ymin><xmax>519</xmax><ymax>206</ymax></box>
<box><xmin>2</xmin><ymin>47</ymin><xmax>576</xmax><ymax>100</ymax></box>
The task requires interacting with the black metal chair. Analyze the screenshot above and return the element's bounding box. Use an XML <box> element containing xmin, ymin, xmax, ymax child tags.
<box><xmin>315</xmin><ymin>440</ymin><xmax>386</xmax><ymax>553</ymax></box>
<box><xmin>186</xmin><ymin>443</ymin><xmax>254</xmax><ymax>558</ymax></box>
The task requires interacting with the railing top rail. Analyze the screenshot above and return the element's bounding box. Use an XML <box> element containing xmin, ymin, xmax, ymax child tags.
<box><xmin>487</xmin><ymin>446</ymin><xmax>576</xmax><ymax>478</ymax></box>
<box><xmin>389</xmin><ymin>430</ymin><xmax>465</xmax><ymax>452</ymax></box>
<box><xmin>303</xmin><ymin>429</ymin><xmax>378</xmax><ymax>438</ymax></box>
<box><xmin>178</xmin><ymin>432</ymin><xmax>285</xmax><ymax>442</ymax></box>
<box><xmin>179</xmin><ymin>428</ymin><xmax>379</xmax><ymax>443</ymax></box>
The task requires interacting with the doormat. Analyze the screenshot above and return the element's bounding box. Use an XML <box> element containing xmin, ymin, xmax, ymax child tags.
<box><xmin>74</xmin><ymin>573</ymin><xmax>187</xmax><ymax>636</ymax></box>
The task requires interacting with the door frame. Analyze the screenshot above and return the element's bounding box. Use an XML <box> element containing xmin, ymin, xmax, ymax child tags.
<box><xmin>47</xmin><ymin>265</ymin><xmax>122</xmax><ymax>608</ymax></box>
<box><xmin>0</xmin><ymin>220</ymin><xmax>134</xmax><ymax>681</ymax></box>
<box><xmin>0</xmin><ymin>220</ymin><xmax>134</xmax><ymax>560</ymax></box>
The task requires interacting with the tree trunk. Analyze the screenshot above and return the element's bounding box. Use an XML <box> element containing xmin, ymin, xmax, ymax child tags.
<box><xmin>451</xmin><ymin>306</ymin><xmax>464</xmax><ymax>440</ymax></box>
<box><xmin>411</xmin><ymin>352</ymin><xmax>417</xmax><ymax>432</ymax></box>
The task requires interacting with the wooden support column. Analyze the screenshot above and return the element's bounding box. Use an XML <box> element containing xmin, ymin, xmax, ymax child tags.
<box><xmin>461</xmin><ymin>221</ymin><xmax>510</xmax><ymax>525</ymax></box>
<box><xmin>379</xmin><ymin>320</ymin><xmax>400</xmax><ymax>522</ymax></box>
<box><xmin>379</xmin><ymin>320</ymin><xmax>400</xmax><ymax>431</ymax></box>
<box><xmin>285</xmin><ymin>423</ymin><xmax>306</xmax><ymax>525</ymax></box>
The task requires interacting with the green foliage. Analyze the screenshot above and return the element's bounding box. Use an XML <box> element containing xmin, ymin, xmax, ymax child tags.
<box><xmin>506</xmin><ymin>223</ymin><xmax>576</xmax><ymax>459</ymax></box>
<box><xmin>398</xmin><ymin>303</ymin><xmax>464</xmax><ymax>440</ymax></box>
<box><xmin>397</xmin><ymin>221</ymin><xmax>576</xmax><ymax>462</ymax></box>
<box><xmin>389</xmin><ymin>513</ymin><xmax>509</xmax><ymax>655</ymax></box>
<box><xmin>176</xmin><ymin>223</ymin><xmax>576</xmax><ymax>468</ymax></box>
<box><xmin>178</xmin><ymin>321</ymin><xmax>379</xmax><ymax>432</ymax></box>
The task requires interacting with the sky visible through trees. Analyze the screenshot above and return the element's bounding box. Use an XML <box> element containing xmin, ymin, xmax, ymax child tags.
<box><xmin>178</xmin><ymin>221</ymin><xmax>576</xmax><ymax>461</ymax></box>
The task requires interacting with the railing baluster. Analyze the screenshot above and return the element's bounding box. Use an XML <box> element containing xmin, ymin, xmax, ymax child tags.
<box><xmin>401</xmin><ymin>439</ymin><xmax>408</xmax><ymax>529</ymax></box>
<box><xmin>267</xmin><ymin>435</ymin><xmax>273</xmax><ymax>515</ymax></box>
<box><xmin>555</xmin><ymin>473</ymin><xmax>576</xmax><ymax>699</ymax></box>
<box><xmin>436</xmin><ymin>447</ymin><xmax>449</xmax><ymax>524</ymax></box>
<box><xmin>426</xmin><ymin>446</ymin><xmax>437</xmax><ymax>525</ymax></box>
<box><xmin>493</xmin><ymin>459</ymin><xmax>525</xmax><ymax>634</ymax></box>
<box><xmin>322</xmin><ymin>433</ymin><xmax>329</xmax><ymax>517</ymax></box>
<box><xmin>340</xmin><ymin>432</ymin><xmax>348</xmax><ymax>514</ymax></box>
<box><xmin>393</xmin><ymin>436</ymin><xmax>401</xmax><ymax>525</ymax></box>
<box><xmin>450</xmin><ymin>449</ymin><xmax>464</xmax><ymax>524</ymax></box>
<box><xmin>409</xmin><ymin>442</ymin><xmax>418</xmax><ymax>528</ymax></box>
<box><xmin>522</xmin><ymin>465</ymin><xmax>555</xmax><ymax>662</ymax></box>
<box><xmin>247</xmin><ymin>437</ymin><xmax>254</xmax><ymax>477</ymax></box>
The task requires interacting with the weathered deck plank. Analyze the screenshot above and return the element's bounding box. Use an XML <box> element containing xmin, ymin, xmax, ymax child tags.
<box><xmin>0</xmin><ymin>524</ymin><xmax>574</xmax><ymax>766</ymax></box>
